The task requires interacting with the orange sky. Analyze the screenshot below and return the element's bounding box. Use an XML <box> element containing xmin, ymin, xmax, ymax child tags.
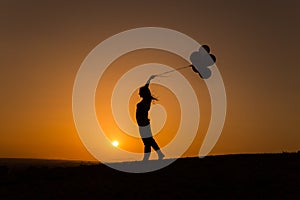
<box><xmin>0</xmin><ymin>1</ymin><xmax>299</xmax><ymax>161</ymax></box>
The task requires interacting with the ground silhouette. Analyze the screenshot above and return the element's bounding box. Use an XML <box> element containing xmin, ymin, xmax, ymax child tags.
<box><xmin>0</xmin><ymin>153</ymin><xmax>299</xmax><ymax>199</ymax></box>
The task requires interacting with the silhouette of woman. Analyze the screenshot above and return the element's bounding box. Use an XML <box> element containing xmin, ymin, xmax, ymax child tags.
<box><xmin>136</xmin><ymin>75</ymin><xmax>165</xmax><ymax>161</ymax></box>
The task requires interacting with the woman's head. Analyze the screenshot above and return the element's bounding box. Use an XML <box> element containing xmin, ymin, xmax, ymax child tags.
<box><xmin>139</xmin><ymin>85</ymin><xmax>157</xmax><ymax>101</ymax></box>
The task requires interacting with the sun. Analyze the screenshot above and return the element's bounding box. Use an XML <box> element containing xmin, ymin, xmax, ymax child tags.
<box><xmin>112</xmin><ymin>140</ymin><xmax>119</xmax><ymax>147</ymax></box>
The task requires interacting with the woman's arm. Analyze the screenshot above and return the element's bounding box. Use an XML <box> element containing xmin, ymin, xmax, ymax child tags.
<box><xmin>146</xmin><ymin>75</ymin><xmax>157</xmax><ymax>85</ymax></box>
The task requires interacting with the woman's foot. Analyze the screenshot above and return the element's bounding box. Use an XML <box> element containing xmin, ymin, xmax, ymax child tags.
<box><xmin>157</xmin><ymin>150</ymin><xmax>165</xmax><ymax>160</ymax></box>
<box><xmin>143</xmin><ymin>153</ymin><xmax>150</xmax><ymax>161</ymax></box>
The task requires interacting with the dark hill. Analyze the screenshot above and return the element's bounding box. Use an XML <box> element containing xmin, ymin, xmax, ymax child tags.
<box><xmin>0</xmin><ymin>153</ymin><xmax>299</xmax><ymax>199</ymax></box>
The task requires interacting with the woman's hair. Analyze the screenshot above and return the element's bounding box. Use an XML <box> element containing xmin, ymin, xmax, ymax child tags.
<box><xmin>139</xmin><ymin>85</ymin><xmax>158</xmax><ymax>101</ymax></box>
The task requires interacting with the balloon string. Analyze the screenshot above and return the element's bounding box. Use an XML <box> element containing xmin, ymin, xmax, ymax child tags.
<box><xmin>155</xmin><ymin>65</ymin><xmax>191</xmax><ymax>77</ymax></box>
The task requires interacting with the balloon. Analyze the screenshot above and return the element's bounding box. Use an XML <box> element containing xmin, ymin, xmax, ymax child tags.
<box><xmin>190</xmin><ymin>45</ymin><xmax>216</xmax><ymax>79</ymax></box>
<box><xmin>198</xmin><ymin>68</ymin><xmax>212</xmax><ymax>79</ymax></box>
<box><xmin>202</xmin><ymin>45</ymin><xmax>210</xmax><ymax>53</ymax></box>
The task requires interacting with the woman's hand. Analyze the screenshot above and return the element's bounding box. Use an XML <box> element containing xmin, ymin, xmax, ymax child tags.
<box><xmin>146</xmin><ymin>75</ymin><xmax>157</xmax><ymax>84</ymax></box>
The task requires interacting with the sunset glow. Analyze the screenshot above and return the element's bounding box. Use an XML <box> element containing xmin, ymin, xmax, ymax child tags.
<box><xmin>112</xmin><ymin>141</ymin><xmax>119</xmax><ymax>147</ymax></box>
<box><xmin>0</xmin><ymin>1</ymin><xmax>299</xmax><ymax>161</ymax></box>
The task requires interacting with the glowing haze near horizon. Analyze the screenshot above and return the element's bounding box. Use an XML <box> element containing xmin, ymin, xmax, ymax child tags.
<box><xmin>0</xmin><ymin>1</ymin><xmax>299</xmax><ymax>161</ymax></box>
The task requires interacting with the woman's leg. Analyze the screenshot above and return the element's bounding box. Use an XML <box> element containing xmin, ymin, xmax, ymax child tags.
<box><xmin>139</xmin><ymin>125</ymin><xmax>164</xmax><ymax>160</ymax></box>
<box><xmin>140</xmin><ymin>126</ymin><xmax>152</xmax><ymax>161</ymax></box>
<box><xmin>149</xmin><ymin>138</ymin><xmax>165</xmax><ymax>160</ymax></box>
<box><xmin>143</xmin><ymin>145</ymin><xmax>151</xmax><ymax>161</ymax></box>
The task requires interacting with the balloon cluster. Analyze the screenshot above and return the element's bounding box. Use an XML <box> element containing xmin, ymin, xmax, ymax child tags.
<box><xmin>154</xmin><ymin>45</ymin><xmax>216</xmax><ymax>79</ymax></box>
<box><xmin>190</xmin><ymin>45</ymin><xmax>216</xmax><ymax>79</ymax></box>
